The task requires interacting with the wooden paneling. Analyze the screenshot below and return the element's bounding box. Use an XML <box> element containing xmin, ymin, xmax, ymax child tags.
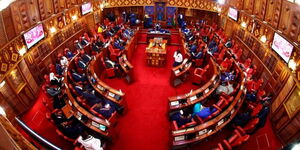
<box><xmin>278</xmin><ymin>1</ymin><xmax>294</xmax><ymax>35</ymax></box>
<box><xmin>26</xmin><ymin>0</ymin><xmax>41</xmax><ymax>25</ymax></box>
<box><xmin>253</xmin><ymin>0</ymin><xmax>267</xmax><ymax>19</ymax></box>
<box><xmin>243</xmin><ymin>0</ymin><xmax>254</xmax><ymax>14</ymax></box>
<box><xmin>2</xmin><ymin>7</ymin><xmax>16</xmax><ymax>40</ymax></box>
<box><xmin>265</xmin><ymin>0</ymin><xmax>282</xmax><ymax>28</ymax></box>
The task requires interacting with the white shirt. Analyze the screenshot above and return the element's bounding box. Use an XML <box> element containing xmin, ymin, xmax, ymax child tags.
<box><xmin>60</xmin><ymin>56</ymin><xmax>68</xmax><ymax>67</ymax></box>
<box><xmin>78</xmin><ymin>136</ymin><xmax>103</xmax><ymax>150</ymax></box>
<box><xmin>173</xmin><ymin>52</ymin><xmax>183</xmax><ymax>63</ymax></box>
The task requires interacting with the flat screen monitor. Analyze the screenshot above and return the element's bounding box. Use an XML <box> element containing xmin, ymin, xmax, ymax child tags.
<box><xmin>23</xmin><ymin>24</ymin><xmax>45</xmax><ymax>49</ymax></box>
<box><xmin>81</xmin><ymin>2</ymin><xmax>92</xmax><ymax>15</ymax></box>
<box><xmin>271</xmin><ymin>33</ymin><xmax>294</xmax><ymax>63</ymax></box>
<box><xmin>228</xmin><ymin>7</ymin><xmax>238</xmax><ymax>21</ymax></box>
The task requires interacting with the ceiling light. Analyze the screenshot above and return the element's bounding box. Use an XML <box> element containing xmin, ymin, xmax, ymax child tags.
<box><xmin>50</xmin><ymin>27</ymin><xmax>56</xmax><ymax>34</ymax></box>
<box><xmin>0</xmin><ymin>0</ymin><xmax>15</xmax><ymax>11</ymax></box>
<box><xmin>0</xmin><ymin>106</ymin><xmax>6</xmax><ymax>117</ymax></box>
<box><xmin>241</xmin><ymin>22</ymin><xmax>247</xmax><ymax>28</ymax></box>
<box><xmin>18</xmin><ymin>46</ymin><xmax>27</xmax><ymax>56</ymax></box>
<box><xmin>218</xmin><ymin>0</ymin><xmax>226</xmax><ymax>5</ymax></box>
<box><xmin>260</xmin><ymin>35</ymin><xmax>267</xmax><ymax>43</ymax></box>
<box><xmin>288</xmin><ymin>59</ymin><xmax>297</xmax><ymax>71</ymax></box>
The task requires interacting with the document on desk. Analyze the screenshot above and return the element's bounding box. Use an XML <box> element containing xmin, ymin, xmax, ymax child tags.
<box><xmin>174</xmin><ymin>69</ymin><xmax>180</xmax><ymax>75</ymax></box>
<box><xmin>204</xmin><ymin>88</ymin><xmax>210</xmax><ymax>94</ymax></box>
<box><xmin>170</xmin><ymin>101</ymin><xmax>179</xmax><ymax>106</ymax></box>
<box><xmin>91</xmin><ymin>121</ymin><xmax>100</xmax><ymax>128</ymax></box>
<box><xmin>198</xmin><ymin>129</ymin><xmax>207</xmax><ymax>136</ymax></box>
<box><xmin>99</xmin><ymin>124</ymin><xmax>106</xmax><ymax>131</ymax></box>
<box><xmin>231</xmin><ymin>109</ymin><xmax>235</xmax><ymax>115</ymax></box>
<box><xmin>174</xmin><ymin>135</ymin><xmax>185</xmax><ymax>141</ymax></box>
<box><xmin>97</xmin><ymin>85</ymin><xmax>105</xmax><ymax>91</ymax></box>
<box><xmin>108</xmin><ymin>92</ymin><xmax>115</xmax><ymax>98</ymax></box>
<box><xmin>217</xmin><ymin>119</ymin><xmax>225</xmax><ymax>126</ymax></box>
<box><xmin>189</xmin><ymin>95</ymin><xmax>197</xmax><ymax>101</ymax></box>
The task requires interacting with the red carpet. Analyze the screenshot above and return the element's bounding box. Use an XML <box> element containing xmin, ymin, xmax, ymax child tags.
<box><xmin>19</xmin><ymin>32</ymin><xmax>282</xmax><ymax>150</ymax></box>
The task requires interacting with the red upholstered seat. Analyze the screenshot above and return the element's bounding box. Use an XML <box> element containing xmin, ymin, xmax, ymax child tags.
<box><xmin>55</xmin><ymin>129</ymin><xmax>75</xmax><ymax>143</ymax></box>
<box><xmin>251</xmin><ymin>103</ymin><xmax>263</xmax><ymax>117</ymax></box>
<box><xmin>193</xmin><ymin>65</ymin><xmax>209</xmax><ymax>85</ymax></box>
<box><xmin>109</xmin><ymin>45</ymin><xmax>122</xmax><ymax>61</ymax></box>
<box><xmin>212</xmin><ymin>143</ymin><xmax>225</xmax><ymax>150</ymax></box>
<box><xmin>243</xmin><ymin>118</ymin><xmax>260</xmax><ymax>133</ymax></box>
<box><xmin>172</xmin><ymin>118</ymin><xmax>197</xmax><ymax>130</ymax></box>
<box><xmin>194</xmin><ymin>59</ymin><xmax>203</xmax><ymax>67</ymax></box>
<box><xmin>76</xmin><ymin>97</ymin><xmax>89</xmax><ymax>108</ymax></box>
<box><xmin>105</xmin><ymin>68</ymin><xmax>116</xmax><ymax>78</ymax></box>
<box><xmin>90</xmin><ymin>104</ymin><xmax>118</xmax><ymax>124</ymax></box>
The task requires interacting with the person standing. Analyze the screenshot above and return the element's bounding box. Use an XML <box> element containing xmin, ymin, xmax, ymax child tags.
<box><xmin>78</xmin><ymin>132</ymin><xmax>104</xmax><ymax>150</ymax></box>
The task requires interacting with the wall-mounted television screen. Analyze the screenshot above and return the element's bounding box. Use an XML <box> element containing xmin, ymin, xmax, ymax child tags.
<box><xmin>228</xmin><ymin>7</ymin><xmax>238</xmax><ymax>21</ymax></box>
<box><xmin>271</xmin><ymin>33</ymin><xmax>294</xmax><ymax>63</ymax></box>
<box><xmin>81</xmin><ymin>2</ymin><xmax>92</xmax><ymax>15</ymax></box>
<box><xmin>23</xmin><ymin>24</ymin><xmax>45</xmax><ymax>49</ymax></box>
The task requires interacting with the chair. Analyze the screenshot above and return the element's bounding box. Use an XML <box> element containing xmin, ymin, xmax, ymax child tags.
<box><xmin>44</xmin><ymin>75</ymin><xmax>50</xmax><ymax>85</ymax></box>
<box><xmin>45</xmin><ymin>112</ymin><xmax>54</xmax><ymax>123</ymax></box>
<box><xmin>172</xmin><ymin>118</ymin><xmax>197</xmax><ymax>130</ymax></box>
<box><xmin>196</xmin><ymin>104</ymin><xmax>222</xmax><ymax>123</ymax></box>
<box><xmin>105</xmin><ymin>68</ymin><xmax>116</xmax><ymax>78</ymax></box>
<box><xmin>109</xmin><ymin>45</ymin><xmax>122</xmax><ymax>61</ymax></box>
<box><xmin>76</xmin><ymin>97</ymin><xmax>89</xmax><ymax>108</ymax></box>
<box><xmin>194</xmin><ymin>58</ymin><xmax>203</xmax><ymax>67</ymax></box>
<box><xmin>212</xmin><ymin>143</ymin><xmax>225</xmax><ymax>150</ymax></box>
<box><xmin>216</xmin><ymin>96</ymin><xmax>230</xmax><ymax>109</ymax></box>
<box><xmin>192</xmin><ymin>65</ymin><xmax>209</xmax><ymax>85</ymax></box>
<box><xmin>243</xmin><ymin>118</ymin><xmax>259</xmax><ymax>134</ymax></box>
<box><xmin>56</xmin><ymin>129</ymin><xmax>75</xmax><ymax>143</ymax></box>
<box><xmin>90</xmin><ymin>104</ymin><xmax>118</xmax><ymax>124</ymax></box>
<box><xmin>222</xmin><ymin>128</ymin><xmax>249</xmax><ymax>150</ymax></box>
<box><xmin>250</xmin><ymin>103</ymin><xmax>263</xmax><ymax>117</ymax></box>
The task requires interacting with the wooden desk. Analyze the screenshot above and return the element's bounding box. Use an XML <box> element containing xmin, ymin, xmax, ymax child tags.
<box><xmin>171</xmin><ymin>62</ymin><xmax>247</xmax><ymax>148</ymax></box>
<box><xmin>88</xmin><ymin>52</ymin><xmax>125</xmax><ymax>105</ymax></box>
<box><xmin>146</xmin><ymin>39</ymin><xmax>167</xmax><ymax>67</ymax></box>
<box><xmin>62</xmin><ymin>104</ymin><xmax>73</xmax><ymax>119</ymax></box>
<box><xmin>119</xmin><ymin>54</ymin><xmax>134</xmax><ymax>83</ymax></box>
<box><xmin>170</xmin><ymin>58</ymin><xmax>193</xmax><ymax>87</ymax></box>
<box><xmin>169</xmin><ymin>58</ymin><xmax>220</xmax><ymax>110</ymax></box>
<box><xmin>63</xmin><ymin>54</ymin><xmax>111</xmax><ymax>137</ymax></box>
<box><xmin>147</xmin><ymin>32</ymin><xmax>171</xmax><ymax>44</ymax></box>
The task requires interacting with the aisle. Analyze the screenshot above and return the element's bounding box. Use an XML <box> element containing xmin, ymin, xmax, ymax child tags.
<box><xmin>106</xmin><ymin>43</ymin><xmax>180</xmax><ymax>150</ymax></box>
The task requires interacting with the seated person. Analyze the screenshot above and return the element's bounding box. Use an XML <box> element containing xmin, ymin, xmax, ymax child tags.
<box><xmin>171</xmin><ymin>110</ymin><xmax>193</xmax><ymax>128</ymax></box>
<box><xmin>51</xmin><ymin>109</ymin><xmax>68</xmax><ymax>125</ymax></box>
<box><xmin>255</xmin><ymin>100</ymin><xmax>270</xmax><ymax>130</ymax></box>
<box><xmin>64</xmin><ymin>48</ymin><xmax>75</xmax><ymax>60</ymax></box>
<box><xmin>113</xmin><ymin>38</ymin><xmax>125</xmax><ymax>50</ymax></box>
<box><xmin>80</xmin><ymin>37</ymin><xmax>89</xmax><ymax>46</ymax></box>
<box><xmin>80</xmin><ymin>51</ymin><xmax>92</xmax><ymax>64</ymax></box>
<box><xmin>246</xmin><ymin>91</ymin><xmax>257</xmax><ymax>102</ymax></box>
<box><xmin>216</xmin><ymin>81</ymin><xmax>234</xmax><ymax>95</ymax></box>
<box><xmin>173</xmin><ymin>50</ymin><xmax>183</xmax><ymax>67</ymax></box>
<box><xmin>46</xmin><ymin>86</ymin><xmax>61</xmax><ymax>97</ymax></box>
<box><xmin>59</xmin><ymin>54</ymin><xmax>68</xmax><ymax>70</ymax></box>
<box><xmin>58</xmin><ymin>119</ymin><xmax>84</xmax><ymax>139</ymax></box>
<box><xmin>192</xmin><ymin>102</ymin><xmax>202</xmax><ymax>116</ymax></box>
<box><xmin>221</xmin><ymin>71</ymin><xmax>235</xmax><ymax>82</ymax></box>
<box><xmin>104</xmin><ymin>57</ymin><xmax>120</xmax><ymax>76</ymax></box>
<box><xmin>78</xmin><ymin>132</ymin><xmax>104</xmax><ymax>150</ymax></box>
<box><xmin>55</xmin><ymin>61</ymin><xmax>64</xmax><ymax>76</ymax></box>
<box><xmin>191</xmin><ymin>49</ymin><xmax>203</xmax><ymax>59</ymax></box>
<box><xmin>224</xmin><ymin>38</ymin><xmax>233</xmax><ymax>48</ymax></box>
<box><xmin>189</xmin><ymin>43</ymin><xmax>198</xmax><ymax>53</ymax></box>
<box><xmin>92</xmin><ymin>42</ymin><xmax>100</xmax><ymax>53</ymax></box>
<box><xmin>92</xmin><ymin>100</ymin><xmax>117</xmax><ymax>118</ymax></box>
<box><xmin>71</xmin><ymin>70</ymin><xmax>87</xmax><ymax>82</ymax></box>
<box><xmin>74</xmin><ymin>40</ymin><xmax>84</xmax><ymax>50</ymax></box>
<box><xmin>75</xmin><ymin>57</ymin><xmax>87</xmax><ymax>70</ymax></box>
<box><xmin>232</xmin><ymin>111</ymin><xmax>252</xmax><ymax>127</ymax></box>
<box><xmin>82</xmin><ymin>90</ymin><xmax>102</xmax><ymax>106</ymax></box>
<box><xmin>194</xmin><ymin>105</ymin><xmax>217</xmax><ymax>120</ymax></box>
<box><xmin>49</xmin><ymin>72</ymin><xmax>62</xmax><ymax>86</ymax></box>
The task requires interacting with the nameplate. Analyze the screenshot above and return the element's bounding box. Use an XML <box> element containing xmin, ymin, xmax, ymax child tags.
<box><xmin>108</xmin><ymin>92</ymin><xmax>115</xmax><ymax>98</ymax></box>
<box><xmin>68</xmin><ymin>100</ymin><xmax>73</xmax><ymax>106</ymax></box>
<box><xmin>189</xmin><ymin>95</ymin><xmax>197</xmax><ymax>101</ymax></box>
<box><xmin>91</xmin><ymin>121</ymin><xmax>100</xmax><ymax>128</ymax></box>
<box><xmin>231</xmin><ymin>109</ymin><xmax>235</xmax><ymax>115</ymax></box>
<box><xmin>198</xmin><ymin>129</ymin><xmax>207</xmax><ymax>136</ymax></box>
<box><xmin>174</xmin><ymin>136</ymin><xmax>185</xmax><ymax>141</ymax></box>
<box><xmin>97</xmin><ymin>85</ymin><xmax>105</xmax><ymax>91</ymax></box>
<box><xmin>204</xmin><ymin>89</ymin><xmax>210</xmax><ymax>94</ymax></box>
<box><xmin>173</xmin><ymin>129</ymin><xmax>185</xmax><ymax>134</ymax></box>
<box><xmin>171</xmin><ymin>101</ymin><xmax>179</xmax><ymax>106</ymax></box>
<box><xmin>217</xmin><ymin>119</ymin><xmax>224</xmax><ymax>126</ymax></box>
<box><xmin>174</xmin><ymin>70</ymin><xmax>180</xmax><ymax>74</ymax></box>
